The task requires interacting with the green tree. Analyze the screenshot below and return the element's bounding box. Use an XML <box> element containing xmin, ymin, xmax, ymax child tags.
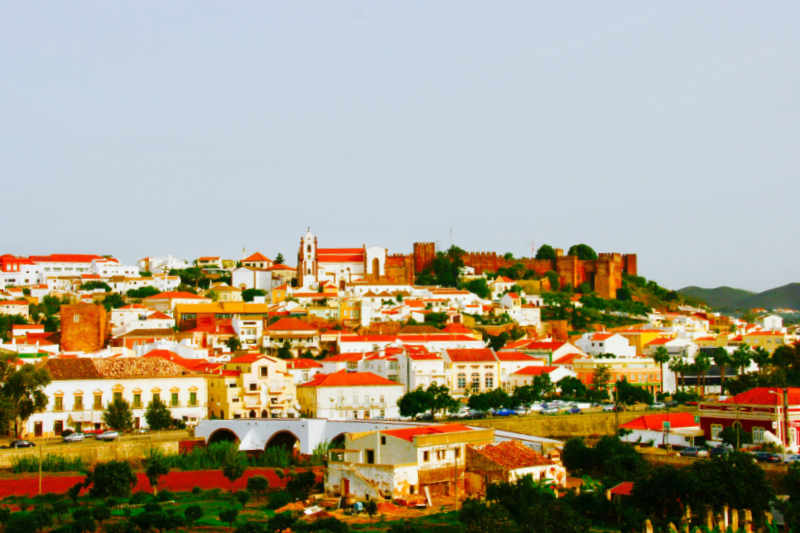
<box><xmin>591</xmin><ymin>365</ymin><xmax>610</xmax><ymax>400</ymax></box>
<box><xmin>246</xmin><ymin>475</ymin><xmax>269</xmax><ymax>498</ymax></box>
<box><xmin>693</xmin><ymin>351</ymin><xmax>711</xmax><ymax>397</ymax></box>
<box><xmin>242</xmin><ymin>289</ymin><xmax>267</xmax><ymax>302</ymax></box>
<box><xmin>101</xmin><ymin>292</ymin><xmax>126</xmax><ymax>311</ymax></box>
<box><xmin>80</xmin><ymin>281</ymin><xmax>111</xmax><ymax>292</ymax></box>
<box><xmin>535</xmin><ymin>244</ymin><xmax>557</xmax><ymax>261</ymax></box>
<box><xmin>567</xmin><ymin>244</ymin><xmax>597</xmax><ymax>261</ymax></box>
<box><xmin>102</xmin><ymin>398</ymin><xmax>133</xmax><ymax>431</ymax></box>
<box><xmin>711</xmin><ymin>347</ymin><xmax>731</xmax><ymax>391</ymax></box>
<box><xmin>0</xmin><ymin>360</ymin><xmax>51</xmax><ymax>437</ymax></box>
<box><xmin>731</xmin><ymin>344</ymin><xmax>752</xmax><ymax>376</ymax></box>
<box><xmin>219</xmin><ymin>508</ymin><xmax>239</xmax><ymax>527</ymax></box>
<box><xmin>544</xmin><ymin>271</ymin><xmax>560</xmax><ymax>291</ymax></box>
<box><xmin>222</xmin><ymin>446</ymin><xmax>246</xmax><ymax>484</ymax></box>
<box><xmin>84</xmin><ymin>460</ymin><xmax>137</xmax><ymax>498</ymax></box>
<box><xmin>464</xmin><ymin>278</ymin><xmax>490</xmax><ymax>299</ymax></box>
<box><xmin>225</xmin><ymin>336</ymin><xmax>242</xmax><ymax>352</ymax></box>
<box><xmin>144</xmin><ymin>397</ymin><xmax>173</xmax><ymax>431</ymax></box>
<box><xmin>184</xmin><ymin>505</ymin><xmax>203</xmax><ymax>526</ymax></box>
<box><xmin>615</xmin><ymin>378</ymin><xmax>652</xmax><ymax>405</ymax></box>
<box><xmin>652</xmin><ymin>346</ymin><xmax>670</xmax><ymax>394</ymax></box>
<box><xmin>286</xmin><ymin>471</ymin><xmax>316</xmax><ymax>500</ymax></box>
<box><xmin>144</xmin><ymin>449</ymin><xmax>170</xmax><ymax>495</ymax></box>
<box><xmin>274</xmin><ymin>253</ymin><xmax>285</xmax><ymax>265</ymax></box>
<box><xmin>126</xmin><ymin>286</ymin><xmax>160</xmax><ymax>299</ymax></box>
<box><xmin>364</xmin><ymin>497</ymin><xmax>377</xmax><ymax>518</ymax></box>
<box><xmin>557</xmin><ymin>376</ymin><xmax>587</xmax><ymax>400</ymax></box>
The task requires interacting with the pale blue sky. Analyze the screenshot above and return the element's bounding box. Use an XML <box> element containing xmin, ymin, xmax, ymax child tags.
<box><xmin>1</xmin><ymin>2</ymin><xmax>797</xmax><ymax>292</ymax></box>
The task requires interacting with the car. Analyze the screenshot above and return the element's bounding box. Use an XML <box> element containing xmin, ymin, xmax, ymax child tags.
<box><xmin>541</xmin><ymin>407</ymin><xmax>559</xmax><ymax>415</ymax></box>
<box><xmin>83</xmin><ymin>429</ymin><xmax>104</xmax><ymax>438</ymax></box>
<box><xmin>8</xmin><ymin>440</ymin><xmax>35</xmax><ymax>448</ymax></box>
<box><xmin>602</xmin><ymin>404</ymin><xmax>617</xmax><ymax>412</ymax></box>
<box><xmin>753</xmin><ymin>451</ymin><xmax>782</xmax><ymax>463</ymax></box>
<box><xmin>63</xmin><ymin>432</ymin><xmax>85</xmax><ymax>443</ymax></box>
<box><xmin>567</xmin><ymin>407</ymin><xmax>582</xmax><ymax>414</ymax></box>
<box><xmin>783</xmin><ymin>454</ymin><xmax>800</xmax><ymax>464</ymax></box>
<box><xmin>651</xmin><ymin>402</ymin><xmax>666</xmax><ymax>410</ymax></box>
<box><xmin>96</xmin><ymin>430</ymin><xmax>120</xmax><ymax>442</ymax></box>
<box><xmin>709</xmin><ymin>446</ymin><xmax>732</xmax><ymax>458</ymax></box>
<box><xmin>494</xmin><ymin>408</ymin><xmax>516</xmax><ymax>417</ymax></box>
<box><xmin>679</xmin><ymin>447</ymin><xmax>709</xmax><ymax>458</ymax></box>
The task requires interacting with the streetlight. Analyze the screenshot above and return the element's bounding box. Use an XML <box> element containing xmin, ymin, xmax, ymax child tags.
<box><xmin>767</xmin><ymin>388</ymin><xmax>789</xmax><ymax>453</ymax></box>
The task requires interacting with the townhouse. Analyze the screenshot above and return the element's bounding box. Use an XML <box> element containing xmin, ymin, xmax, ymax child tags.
<box><xmin>297</xmin><ymin>370</ymin><xmax>404</xmax><ymax>420</ymax></box>
<box><xmin>443</xmin><ymin>348</ymin><xmax>499</xmax><ymax>398</ymax></box>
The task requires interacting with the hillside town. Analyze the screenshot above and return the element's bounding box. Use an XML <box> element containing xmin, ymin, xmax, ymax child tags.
<box><xmin>0</xmin><ymin>232</ymin><xmax>799</xmax><ymax>531</ymax></box>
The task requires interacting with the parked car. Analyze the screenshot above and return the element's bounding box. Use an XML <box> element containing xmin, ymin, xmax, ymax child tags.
<box><xmin>783</xmin><ymin>454</ymin><xmax>800</xmax><ymax>464</ymax></box>
<box><xmin>679</xmin><ymin>447</ymin><xmax>709</xmax><ymax>458</ymax></box>
<box><xmin>602</xmin><ymin>404</ymin><xmax>617</xmax><ymax>412</ymax></box>
<box><xmin>651</xmin><ymin>402</ymin><xmax>666</xmax><ymax>410</ymax></box>
<box><xmin>494</xmin><ymin>408</ymin><xmax>516</xmax><ymax>417</ymax></box>
<box><xmin>63</xmin><ymin>432</ymin><xmax>85</xmax><ymax>443</ymax></box>
<box><xmin>541</xmin><ymin>407</ymin><xmax>559</xmax><ymax>415</ymax></box>
<box><xmin>567</xmin><ymin>407</ymin><xmax>582</xmax><ymax>414</ymax></box>
<box><xmin>8</xmin><ymin>440</ymin><xmax>35</xmax><ymax>448</ymax></box>
<box><xmin>753</xmin><ymin>451</ymin><xmax>782</xmax><ymax>463</ymax></box>
<box><xmin>83</xmin><ymin>429</ymin><xmax>104</xmax><ymax>438</ymax></box>
<box><xmin>96</xmin><ymin>430</ymin><xmax>120</xmax><ymax>442</ymax></box>
<box><xmin>709</xmin><ymin>446</ymin><xmax>732</xmax><ymax>458</ymax></box>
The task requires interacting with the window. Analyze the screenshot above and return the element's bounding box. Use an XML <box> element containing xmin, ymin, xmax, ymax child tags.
<box><xmin>133</xmin><ymin>393</ymin><xmax>142</xmax><ymax>408</ymax></box>
<box><xmin>189</xmin><ymin>392</ymin><xmax>197</xmax><ymax>406</ymax></box>
<box><xmin>249</xmin><ymin>383</ymin><xmax>258</xmax><ymax>392</ymax></box>
<box><xmin>471</xmin><ymin>373</ymin><xmax>480</xmax><ymax>393</ymax></box>
<box><xmin>260</xmin><ymin>367</ymin><xmax>268</xmax><ymax>377</ymax></box>
<box><xmin>74</xmin><ymin>394</ymin><xmax>83</xmax><ymax>411</ymax></box>
<box><xmin>423</xmin><ymin>451</ymin><xmax>429</xmax><ymax>462</ymax></box>
<box><xmin>73</xmin><ymin>314</ymin><xmax>80</xmax><ymax>323</ymax></box>
<box><xmin>366</xmin><ymin>449</ymin><xmax>375</xmax><ymax>464</ymax></box>
<box><xmin>54</xmin><ymin>396</ymin><xmax>63</xmax><ymax>411</ymax></box>
<box><xmin>171</xmin><ymin>392</ymin><xmax>179</xmax><ymax>407</ymax></box>
<box><xmin>455</xmin><ymin>447</ymin><xmax>461</xmax><ymax>459</ymax></box>
<box><xmin>711</xmin><ymin>424</ymin><xmax>722</xmax><ymax>440</ymax></box>
<box><xmin>93</xmin><ymin>393</ymin><xmax>103</xmax><ymax>410</ymax></box>
<box><xmin>753</xmin><ymin>427</ymin><xmax>765</xmax><ymax>443</ymax></box>
<box><xmin>381</xmin><ymin>436</ymin><xmax>386</xmax><ymax>445</ymax></box>
<box><xmin>485</xmin><ymin>375</ymin><xmax>493</xmax><ymax>389</ymax></box>
<box><xmin>457</xmin><ymin>373</ymin><xmax>466</xmax><ymax>389</ymax></box>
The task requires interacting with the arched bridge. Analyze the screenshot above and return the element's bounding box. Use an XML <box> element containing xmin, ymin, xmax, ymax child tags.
<box><xmin>194</xmin><ymin>418</ymin><xmax>562</xmax><ymax>455</ymax></box>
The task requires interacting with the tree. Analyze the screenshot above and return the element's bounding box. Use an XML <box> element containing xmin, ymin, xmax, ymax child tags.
<box><xmin>464</xmin><ymin>278</ymin><xmax>490</xmax><ymax>299</ymax></box>
<box><xmin>693</xmin><ymin>351</ymin><xmax>711</xmax><ymax>397</ymax></box>
<box><xmin>731</xmin><ymin>344</ymin><xmax>752</xmax><ymax>376</ymax></box>
<box><xmin>84</xmin><ymin>460</ymin><xmax>137</xmax><ymax>498</ymax></box>
<box><xmin>103</xmin><ymin>398</ymin><xmax>133</xmax><ymax>431</ymax></box>
<box><xmin>242</xmin><ymin>289</ymin><xmax>267</xmax><ymax>302</ymax></box>
<box><xmin>397</xmin><ymin>384</ymin><xmax>458</xmax><ymax>419</ymax></box>
<box><xmin>145</xmin><ymin>397</ymin><xmax>173</xmax><ymax>431</ymax></box>
<box><xmin>144</xmin><ymin>449</ymin><xmax>170</xmax><ymax>495</ymax></box>
<box><xmin>246</xmin><ymin>475</ymin><xmax>269</xmax><ymax>498</ymax></box>
<box><xmin>286</xmin><ymin>471</ymin><xmax>317</xmax><ymax>500</ymax></box>
<box><xmin>669</xmin><ymin>356</ymin><xmax>689</xmax><ymax>392</ymax></box>
<box><xmin>276</xmin><ymin>341</ymin><xmax>293</xmax><ymax>359</ymax></box>
<box><xmin>222</xmin><ymin>446</ymin><xmax>246</xmax><ymax>484</ymax></box>
<box><xmin>544</xmin><ymin>271</ymin><xmax>560</xmax><ymax>291</ymax></box>
<box><xmin>711</xmin><ymin>347</ymin><xmax>731</xmax><ymax>391</ymax></box>
<box><xmin>274</xmin><ymin>253</ymin><xmax>285</xmax><ymax>265</ymax></box>
<box><xmin>101</xmin><ymin>292</ymin><xmax>126</xmax><ymax>311</ymax></box>
<box><xmin>557</xmin><ymin>376</ymin><xmax>587</xmax><ymax>400</ymax></box>
<box><xmin>567</xmin><ymin>244</ymin><xmax>597</xmax><ymax>261</ymax></box>
<box><xmin>0</xmin><ymin>359</ymin><xmax>51</xmax><ymax>437</ymax></box>
<box><xmin>267</xmin><ymin>512</ymin><xmax>296</xmax><ymax>532</ymax></box>
<box><xmin>535</xmin><ymin>244</ymin><xmax>557</xmax><ymax>261</ymax></box>
<box><xmin>126</xmin><ymin>286</ymin><xmax>160</xmax><ymax>299</ymax></box>
<box><xmin>184</xmin><ymin>505</ymin><xmax>203</xmax><ymax>526</ymax></box>
<box><xmin>615</xmin><ymin>379</ymin><xmax>651</xmax><ymax>405</ymax></box>
<box><xmin>591</xmin><ymin>365</ymin><xmax>610</xmax><ymax>400</ymax></box>
<box><xmin>219</xmin><ymin>508</ymin><xmax>239</xmax><ymax>527</ymax></box>
<box><xmin>80</xmin><ymin>281</ymin><xmax>111</xmax><ymax>292</ymax></box>
<box><xmin>225</xmin><ymin>337</ymin><xmax>242</xmax><ymax>352</ymax></box>
<box><xmin>652</xmin><ymin>346</ymin><xmax>670</xmax><ymax>395</ymax></box>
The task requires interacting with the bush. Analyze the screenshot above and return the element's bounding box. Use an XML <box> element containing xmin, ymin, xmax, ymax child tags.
<box><xmin>219</xmin><ymin>507</ymin><xmax>239</xmax><ymax>526</ymax></box>
<box><xmin>286</xmin><ymin>471</ymin><xmax>317</xmax><ymax>500</ymax></box>
<box><xmin>246</xmin><ymin>475</ymin><xmax>269</xmax><ymax>497</ymax></box>
<box><xmin>267</xmin><ymin>490</ymin><xmax>292</xmax><ymax>509</ymax></box>
<box><xmin>184</xmin><ymin>504</ymin><xmax>203</xmax><ymax>525</ymax></box>
<box><xmin>234</xmin><ymin>490</ymin><xmax>251</xmax><ymax>506</ymax></box>
<box><xmin>156</xmin><ymin>489</ymin><xmax>174</xmax><ymax>502</ymax></box>
<box><xmin>191</xmin><ymin>486</ymin><xmax>202</xmax><ymax>495</ymax></box>
<box><xmin>12</xmin><ymin>455</ymin><xmax>86</xmax><ymax>473</ymax></box>
<box><xmin>267</xmin><ymin>512</ymin><xmax>296</xmax><ymax>532</ymax></box>
<box><xmin>85</xmin><ymin>461</ymin><xmax>137</xmax><ymax>499</ymax></box>
<box><xmin>129</xmin><ymin>491</ymin><xmax>152</xmax><ymax>505</ymax></box>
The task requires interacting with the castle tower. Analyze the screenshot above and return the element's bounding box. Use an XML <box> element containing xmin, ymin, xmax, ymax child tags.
<box><xmin>413</xmin><ymin>242</ymin><xmax>436</xmax><ymax>275</ymax></box>
<box><xmin>298</xmin><ymin>229</ymin><xmax>318</xmax><ymax>288</ymax></box>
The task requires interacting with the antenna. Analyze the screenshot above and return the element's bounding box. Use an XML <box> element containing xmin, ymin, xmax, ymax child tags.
<box><xmin>449</xmin><ymin>227</ymin><xmax>454</xmax><ymax>247</ymax></box>
<box><xmin>531</xmin><ymin>240</ymin><xmax>536</xmax><ymax>259</ymax></box>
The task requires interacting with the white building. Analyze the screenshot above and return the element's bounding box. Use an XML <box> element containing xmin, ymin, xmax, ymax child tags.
<box><xmin>575</xmin><ymin>332</ymin><xmax>637</xmax><ymax>358</ymax></box>
<box><xmin>297</xmin><ymin>370</ymin><xmax>404</xmax><ymax>420</ymax></box>
<box><xmin>232</xmin><ymin>267</ymin><xmax>271</xmax><ymax>291</ymax></box>
<box><xmin>138</xmin><ymin>255</ymin><xmax>192</xmax><ymax>274</ymax></box>
<box><xmin>25</xmin><ymin>357</ymin><xmax>207</xmax><ymax>437</ymax></box>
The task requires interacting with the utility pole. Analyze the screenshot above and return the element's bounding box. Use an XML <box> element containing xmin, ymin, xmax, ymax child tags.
<box><xmin>38</xmin><ymin>441</ymin><xmax>43</xmax><ymax>495</ymax></box>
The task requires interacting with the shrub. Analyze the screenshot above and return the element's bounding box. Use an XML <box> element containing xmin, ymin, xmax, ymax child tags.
<box><xmin>12</xmin><ymin>455</ymin><xmax>86</xmax><ymax>473</ymax></box>
<box><xmin>85</xmin><ymin>461</ymin><xmax>137</xmax><ymax>499</ymax></box>
<box><xmin>156</xmin><ymin>489</ymin><xmax>174</xmax><ymax>502</ymax></box>
<box><xmin>247</xmin><ymin>475</ymin><xmax>269</xmax><ymax>497</ymax></box>
<box><xmin>267</xmin><ymin>490</ymin><xmax>292</xmax><ymax>510</ymax></box>
<box><xmin>184</xmin><ymin>504</ymin><xmax>203</xmax><ymax>525</ymax></box>
<box><xmin>129</xmin><ymin>491</ymin><xmax>152</xmax><ymax>505</ymax></box>
<box><xmin>234</xmin><ymin>490</ymin><xmax>251</xmax><ymax>506</ymax></box>
<box><xmin>219</xmin><ymin>507</ymin><xmax>239</xmax><ymax>526</ymax></box>
<box><xmin>191</xmin><ymin>486</ymin><xmax>202</xmax><ymax>495</ymax></box>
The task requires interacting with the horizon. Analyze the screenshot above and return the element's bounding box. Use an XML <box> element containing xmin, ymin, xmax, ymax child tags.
<box><xmin>2</xmin><ymin>2</ymin><xmax>798</xmax><ymax>293</ymax></box>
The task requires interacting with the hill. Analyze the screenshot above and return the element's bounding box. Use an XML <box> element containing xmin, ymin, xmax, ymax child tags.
<box><xmin>678</xmin><ymin>283</ymin><xmax>800</xmax><ymax>311</ymax></box>
<box><xmin>677</xmin><ymin>286</ymin><xmax>755</xmax><ymax>310</ymax></box>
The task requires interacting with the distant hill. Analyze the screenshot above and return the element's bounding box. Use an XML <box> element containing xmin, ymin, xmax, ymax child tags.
<box><xmin>678</xmin><ymin>283</ymin><xmax>800</xmax><ymax>311</ymax></box>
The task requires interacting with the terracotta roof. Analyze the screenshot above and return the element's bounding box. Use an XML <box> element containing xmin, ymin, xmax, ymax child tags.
<box><xmin>445</xmin><ymin>348</ymin><xmax>496</xmax><ymax>362</ymax></box>
<box><xmin>44</xmin><ymin>358</ymin><xmax>102</xmax><ymax>380</ymax></box>
<box><xmin>243</xmin><ymin>252</ymin><xmax>270</xmax><ymax>262</ymax></box>
<box><xmin>45</xmin><ymin>357</ymin><xmax>196</xmax><ymax>379</ymax></box>
<box><xmin>609</xmin><ymin>482</ymin><xmax>634</xmax><ymax>497</ymax></box>
<box><xmin>29</xmin><ymin>254</ymin><xmax>113</xmax><ymax>263</ymax></box>
<box><xmin>267</xmin><ymin>317</ymin><xmax>318</xmax><ymax>332</ymax></box>
<box><xmin>145</xmin><ymin>291</ymin><xmax>204</xmax><ymax>300</ymax></box>
<box><xmin>471</xmin><ymin>440</ymin><xmax>553</xmax><ymax>469</ymax></box>
<box><xmin>513</xmin><ymin>365</ymin><xmax>558</xmax><ymax>376</ymax></box>
<box><xmin>267</xmin><ymin>264</ymin><xmax>295</xmax><ymax>271</ymax></box>
<box><xmin>592</xmin><ymin>333</ymin><xmax>614</xmax><ymax>341</ymax></box>
<box><xmin>298</xmin><ymin>369</ymin><xmax>401</xmax><ymax>388</ymax></box>
<box><xmin>442</xmin><ymin>323</ymin><xmax>474</xmax><ymax>334</ymax></box>
<box><xmin>724</xmin><ymin>387</ymin><xmax>800</xmax><ymax>406</ymax></box>
<box><xmin>553</xmin><ymin>352</ymin><xmax>585</xmax><ymax>365</ymax></box>
<box><xmin>287</xmin><ymin>358</ymin><xmax>323</xmax><ymax>369</ymax></box>
<box><xmin>147</xmin><ymin>312</ymin><xmax>173</xmax><ymax>320</ymax></box>
<box><xmin>495</xmin><ymin>351</ymin><xmax>537</xmax><ymax>362</ymax></box>
<box><xmin>621</xmin><ymin>412</ymin><xmax>698</xmax><ymax>431</ymax></box>
<box><xmin>323</xmin><ymin>353</ymin><xmax>366</xmax><ymax>363</ymax></box>
<box><xmin>382</xmin><ymin>424</ymin><xmax>475</xmax><ymax>442</ymax></box>
<box><xmin>229</xmin><ymin>353</ymin><xmax>269</xmax><ymax>364</ymax></box>
<box><xmin>142</xmin><ymin>349</ymin><xmax>209</xmax><ymax>371</ymax></box>
<box><xmin>645</xmin><ymin>337</ymin><xmax>672</xmax><ymax>346</ymax></box>
<box><xmin>118</xmin><ymin>328</ymin><xmax>175</xmax><ymax>338</ymax></box>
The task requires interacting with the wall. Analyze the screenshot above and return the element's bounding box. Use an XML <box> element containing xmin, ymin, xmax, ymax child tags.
<box><xmin>60</xmin><ymin>304</ymin><xmax>107</xmax><ymax>352</ymax></box>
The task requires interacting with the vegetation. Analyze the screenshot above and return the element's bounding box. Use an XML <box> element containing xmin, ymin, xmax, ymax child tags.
<box><xmin>415</xmin><ymin>246</ymin><xmax>465</xmax><ymax>287</ymax></box>
<box><xmin>535</xmin><ymin>244</ymin><xmax>557</xmax><ymax>261</ymax></box>
<box><xmin>144</xmin><ymin>397</ymin><xmax>181</xmax><ymax>431</ymax></box>
<box><xmin>126</xmin><ymin>286</ymin><xmax>160</xmax><ymax>299</ymax></box>
<box><xmin>83</xmin><ymin>460</ymin><xmax>138</xmax><ymax>498</ymax></box>
<box><xmin>103</xmin><ymin>398</ymin><xmax>134</xmax><ymax>431</ymax></box>
<box><xmin>567</xmin><ymin>244</ymin><xmax>597</xmax><ymax>261</ymax></box>
<box><xmin>398</xmin><ymin>384</ymin><xmax>459</xmax><ymax>418</ymax></box>
<box><xmin>79</xmin><ymin>280</ymin><xmax>112</xmax><ymax>292</ymax></box>
<box><xmin>0</xmin><ymin>357</ymin><xmax>51</xmax><ymax>437</ymax></box>
<box><xmin>679</xmin><ymin>282</ymin><xmax>800</xmax><ymax>312</ymax></box>
<box><xmin>0</xmin><ymin>315</ymin><xmax>28</xmax><ymax>343</ymax></box>
<box><xmin>242</xmin><ymin>289</ymin><xmax>267</xmax><ymax>302</ymax></box>
<box><xmin>12</xmin><ymin>454</ymin><xmax>86</xmax><ymax>473</ymax></box>
<box><xmin>463</xmin><ymin>278</ymin><xmax>490</xmax><ymax>299</ymax></box>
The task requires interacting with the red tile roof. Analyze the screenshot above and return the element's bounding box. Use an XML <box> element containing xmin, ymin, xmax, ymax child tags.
<box><xmin>267</xmin><ymin>317</ymin><xmax>317</xmax><ymax>332</ymax></box>
<box><xmin>609</xmin><ymin>482</ymin><xmax>634</xmax><ymax>497</ymax></box>
<box><xmin>145</xmin><ymin>291</ymin><xmax>203</xmax><ymax>300</ymax></box>
<box><xmin>442</xmin><ymin>323</ymin><xmax>474</xmax><ymax>334</ymax></box>
<box><xmin>724</xmin><ymin>387</ymin><xmax>800</xmax><ymax>406</ymax></box>
<box><xmin>513</xmin><ymin>365</ymin><xmax>558</xmax><ymax>376</ymax></box>
<box><xmin>147</xmin><ymin>312</ymin><xmax>173</xmax><ymax>320</ymax></box>
<box><xmin>29</xmin><ymin>254</ymin><xmax>113</xmax><ymax>263</ymax></box>
<box><xmin>243</xmin><ymin>252</ymin><xmax>270</xmax><ymax>262</ymax></box>
<box><xmin>287</xmin><ymin>358</ymin><xmax>323</xmax><ymax>369</ymax></box>
<box><xmin>495</xmin><ymin>351</ymin><xmax>537</xmax><ymax>362</ymax></box>
<box><xmin>471</xmin><ymin>440</ymin><xmax>554</xmax><ymax>469</ymax></box>
<box><xmin>592</xmin><ymin>333</ymin><xmax>614</xmax><ymax>341</ymax></box>
<box><xmin>446</xmin><ymin>348</ymin><xmax>496</xmax><ymax>362</ymax></box>
<box><xmin>298</xmin><ymin>369</ymin><xmax>400</xmax><ymax>388</ymax></box>
<box><xmin>646</xmin><ymin>337</ymin><xmax>672</xmax><ymax>346</ymax></box>
<box><xmin>381</xmin><ymin>424</ymin><xmax>475</xmax><ymax>442</ymax></box>
<box><xmin>621</xmin><ymin>412</ymin><xmax>698</xmax><ymax>431</ymax></box>
<box><xmin>322</xmin><ymin>353</ymin><xmax>366</xmax><ymax>363</ymax></box>
<box><xmin>267</xmin><ymin>264</ymin><xmax>295</xmax><ymax>271</ymax></box>
<box><xmin>229</xmin><ymin>353</ymin><xmax>269</xmax><ymax>364</ymax></box>
<box><xmin>553</xmin><ymin>352</ymin><xmax>585</xmax><ymax>365</ymax></box>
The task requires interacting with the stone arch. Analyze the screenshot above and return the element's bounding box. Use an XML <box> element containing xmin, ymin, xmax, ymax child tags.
<box><xmin>266</xmin><ymin>430</ymin><xmax>300</xmax><ymax>451</ymax></box>
<box><xmin>208</xmin><ymin>428</ymin><xmax>239</xmax><ymax>445</ymax></box>
<box><xmin>330</xmin><ymin>432</ymin><xmax>346</xmax><ymax>449</ymax></box>
<box><xmin>249</xmin><ymin>410</ymin><xmax>257</xmax><ymax>418</ymax></box>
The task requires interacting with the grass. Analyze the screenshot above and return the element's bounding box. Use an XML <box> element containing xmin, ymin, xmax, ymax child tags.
<box><xmin>11</xmin><ymin>454</ymin><xmax>87</xmax><ymax>473</ymax></box>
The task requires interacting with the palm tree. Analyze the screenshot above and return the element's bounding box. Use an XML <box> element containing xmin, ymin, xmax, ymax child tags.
<box><xmin>731</xmin><ymin>345</ymin><xmax>752</xmax><ymax>376</ymax></box>
<box><xmin>693</xmin><ymin>352</ymin><xmax>711</xmax><ymax>397</ymax></box>
<box><xmin>653</xmin><ymin>346</ymin><xmax>671</xmax><ymax>396</ymax></box>
<box><xmin>711</xmin><ymin>347</ymin><xmax>731</xmax><ymax>394</ymax></box>
<box><xmin>669</xmin><ymin>356</ymin><xmax>687</xmax><ymax>392</ymax></box>
<box><xmin>751</xmin><ymin>346</ymin><xmax>771</xmax><ymax>377</ymax></box>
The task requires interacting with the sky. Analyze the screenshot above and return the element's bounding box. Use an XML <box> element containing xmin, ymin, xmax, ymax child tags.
<box><xmin>1</xmin><ymin>2</ymin><xmax>798</xmax><ymax>293</ymax></box>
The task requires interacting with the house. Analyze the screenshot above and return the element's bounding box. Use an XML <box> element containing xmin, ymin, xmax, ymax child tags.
<box><xmin>209</xmin><ymin>283</ymin><xmax>243</xmax><ymax>303</ymax></box>
<box><xmin>267</xmin><ymin>264</ymin><xmax>296</xmax><ymax>287</ymax></box>
<box><xmin>241</xmin><ymin>252</ymin><xmax>273</xmax><ymax>270</ymax></box>
<box><xmin>297</xmin><ymin>370</ymin><xmax>404</xmax><ymax>420</ymax></box>
<box><xmin>494</xmin><ymin>351</ymin><xmax>543</xmax><ymax>390</ymax></box>
<box><xmin>507</xmin><ymin>365</ymin><xmax>577</xmax><ymax>390</ymax></box>
<box><xmin>285</xmin><ymin>358</ymin><xmax>324</xmax><ymax>385</ymax></box>
<box><xmin>263</xmin><ymin>317</ymin><xmax>321</xmax><ymax>357</ymax></box>
<box><xmin>575</xmin><ymin>332</ymin><xmax>636</xmax><ymax>358</ymax></box>
<box><xmin>232</xmin><ymin>267</ymin><xmax>271</xmax><ymax>291</ymax></box>
<box><xmin>572</xmin><ymin>354</ymin><xmax>661</xmax><ymax>397</ymax></box>
<box><xmin>466</xmin><ymin>440</ymin><xmax>567</xmax><ymax>493</ymax></box>
<box><xmin>0</xmin><ymin>300</ymin><xmax>29</xmax><ymax>319</ymax></box>
<box><xmin>143</xmin><ymin>291</ymin><xmax>210</xmax><ymax>313</ymax></box>
<box><xmin>196</xmin><ymin>256</ymin><xmax>223</xmax><ymax>269</ymax></box>
<box><xmin>699</xmin><ymin>387</ymin><xmax>800</xmax><ymax>452</ymax></box>
<box><xmin>442</xmin><ymin>348</ymin><xmax>499</xmax><ymax>398</ymax></box>
<box><xmin>26</xmin><ymin>357</ymin><xmax>207</xmax><ymax>437</ymax></box>
<box><xmin>207</xmin><ymin>353</ymin><xmax>297</xmax><ymax>419</ymax></box>
<box><xmin>174</xmin><ymin>302</ymin><xmax>269</xmax><ymax>331</ymax></box>
<box><xmin>326</xmin><ymin>424</ymin><xmax>494</xmax><ymax>500</ymax></box>
<box><xmin>502</xmin><ymin>339</ymin><xmax>584</xmax><ymax>365</ymax></box>
<box><xmin>743</xmin><ymin>331</ymin><xmax>786</xmax><ymax>353</ymax></box>
<box><xmin>619</xmin><ymin>412</ymin><xmax>702</xmax><ymax>448</ymax></box>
